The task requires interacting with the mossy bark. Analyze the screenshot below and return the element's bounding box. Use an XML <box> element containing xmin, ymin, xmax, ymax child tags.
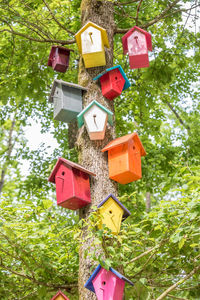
<box><xmin>77</xmin><ymin>1</ymin><xmax>117</xmax><ymax>299</ymax></box>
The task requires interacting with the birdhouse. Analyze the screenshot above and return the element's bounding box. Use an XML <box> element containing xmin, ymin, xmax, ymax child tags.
<box><xmin>48</xmin><ymin>157</ymin><xmax>96</xmax><ymax>210</ymax></box>
<box><xmin>48</xmin><ymin>45</ymin><xmax>73</xmax><ymax>73</ymax></box>
<box><xmin>98</xmin><ymin>194</ymin><xmax>131</xmax><ymax>234</ymax></box>
<box><xmin>77</xmin><ymin>100</ymin><xmax>113</xmax><ymax>140</ymax></box>
<box><xmin>75</xmin><ymin>21</ymin><xmax>110</xmax><ymax>68</ymax></box>
<box><xmin>122</xmin><ymin>26</ymin><xmax>152</xmax><ymax>69</ymax></box>
<box><xmin>85</xmin><ymin>264</ymin><xmax>133</xmax><ymax>300</ymax></box>
<box><xmin>51</xmin><ymin>290</ymin><xmax>69</xmax><ymax>300</ymax></box>
<box><xmin>101</xmin><ymin>132</ymin><xmax>146</xmax><ymax>184</ymax></box>
<box><xmin>93</xmin><ymin>65</ymin><xmax>131</xmax><ymax>101</ymax></box>
<box><xmin>48</xmin><ymin>79</ymin><xmax>87</xmax><ymax>123</ymax></box>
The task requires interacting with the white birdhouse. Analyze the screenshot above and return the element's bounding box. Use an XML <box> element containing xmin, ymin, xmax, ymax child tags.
<box><xmin>77</xmin><ymin>100</ymin><xmax>113</xmax><ymax>140</ymax></box>
<box><xmin>75</xmin><ymin>21</ymin><xmax>110</xmax><ymax>68</ymax></box>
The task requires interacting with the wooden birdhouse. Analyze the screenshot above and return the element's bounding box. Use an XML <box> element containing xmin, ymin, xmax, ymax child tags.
<box><xmin>93</xmin><ymin>65</ymin><xmax>131</xmax><ymax>101</ymax></box>
<box><xmin>122</xmin><ymin>26</ymin><xmax>152</xmax><ymax>69</ymax></box>
<box><xmin>101</xmin><ymin>132</ymin><xmax>146</xmax><ymax>184</ymax></box>
<box><xmin>48</xmin><ymin>79</ymin><xmax>87</xmax><ymax>123</ymax></box>
<box><xmin>85</xmin><ymin>264</ymin><xmax>133</xmax><ymax>300</ymax></box>
<box><xmin>48</xmin><ymin>157</ymin><xmax>96</xmax><ymax>210</ymax></box>
<box><xmin>51</xmin><ymin>290</ymin><xmax>69</xmax><ymax>300</ymax></box>
<box><xmin>75</xmin><ymin>21</ymin><xmax>110</xmax><ymax>68</ymax></box>
<box><xmin>98</xmin><ymin>194</ymin><xmax>131</xmax><ymax>234</ymax></box>
<box><xmin>48</xmin><ymin>45</ymin><xmax>73</xmax><ymax>73</ymax></box>
<box><xmin>77</xmin><ymin>100</ymin><xmax>113</xmax><ymax>140</ymax></box>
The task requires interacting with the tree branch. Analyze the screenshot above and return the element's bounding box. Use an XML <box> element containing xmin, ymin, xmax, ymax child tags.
<box><xmin>0</xmin><ymin>28</ymin><xmax>75</xmax><ymax>45</ymax></box>
<box><xmin>167</xmin><ymin>295</ymin><xmax>188</xmax><ymax>300</ymax></box>
<box><xmin>156</xmin><ymin>264</ymin><xmax>200</xmax><ymax>300</ymax></box>
<box><xmin>115</xmin><ymin>0</ymin><xmax>193</xmax><ymax>33</ymax></box>
<box><xmin>125</xmin><ymin>245</ymin><xmax>158</xmax><ymax>265</ymax></box>
<box><xmin>41</xmin><ymin>0</ymin><xmax>75</xmax><ymax>35</ymax></box>
<box><xmin>162</xmin><ymin>97</ymin><xmax>190</xmax><ymax>131</ymax></box>
<box><xmin>135</xmin><ymin>0</ymin><xmax>143</xmax><ymax>26</ymax></box>
<box><xmin>114</xmin><ymin>0</ymin><xmax>140</xmax><ymax>6</ymax></box>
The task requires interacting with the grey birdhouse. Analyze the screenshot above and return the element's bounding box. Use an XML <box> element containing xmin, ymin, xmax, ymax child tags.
<box><xmin>48</xmin><ymin>79</ymin><xmax>87</xmax><ymax>123</ymax></box>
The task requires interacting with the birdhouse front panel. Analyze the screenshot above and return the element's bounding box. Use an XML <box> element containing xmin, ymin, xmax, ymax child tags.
<box><xmin>102</xmin><ymin>133</ymin><xmax>146</xmax><ymax>184</ymax></box>
<box><xmin>98</xmin><ymin>197</ymin><xmax>124</xmax><ymax>234</ymax></box>
<box><xmin>92</xmin><ymin>267</ymin><xmax>125</xmax><ymax>300</ymax></box>
<box><xmin>81</xmin><ymin>26</ymin><xmax>105</xmax><ymax>68</ymax></box>
<box><xmin>83</xmin><ymin>104</ymin><xmax>108</xmax><ymax>140</ymax></box>
<box><xmin>127</xmin><ymin>30</ymin><xmax>149</xmax><ymax>69</ymax></box>
<box><xmin>100</xmin><ymin>69</ymin><xmax>125</xmax><ymax>101</ymax></box>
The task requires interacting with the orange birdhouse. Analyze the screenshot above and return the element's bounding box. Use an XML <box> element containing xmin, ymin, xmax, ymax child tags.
<box><xmin>101</xmin><ymin>132</ymin><xmax>146</xmax><ymax>184</ymax></box>
<box><xmin>51</xmin><ymin>290</ymin><xmax>69</xmax><ymax>300</ymax></box>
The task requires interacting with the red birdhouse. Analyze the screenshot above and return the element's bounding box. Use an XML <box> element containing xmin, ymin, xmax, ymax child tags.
<box><xmin>101</xmin><ymin>132</ymin><xmax>146</xmax><ymax>184</ymax></box>
<box><xmin>48</xmin><ymin>158</ymin><xmax>96</xmax><ymax>210</ymax></box>
<box><xmin>122</xmin><ymin>26</ymin><xmax>152</xmax><ymax>69</ymax></box>
<box><xmin>51</xmin><ymin>290</ymin><xmax>69</xmax><ymax>300</ymax></box>
<box><xmin>48</xmin><ymin>45</ymin><xmax>73</xmax><ymax>73</ymax></box>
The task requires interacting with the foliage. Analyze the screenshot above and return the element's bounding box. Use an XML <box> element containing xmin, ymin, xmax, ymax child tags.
<box><xmin>0</xmin><ymin>0</ymin><xmax>200</xmax><ymax>299</ymax></box>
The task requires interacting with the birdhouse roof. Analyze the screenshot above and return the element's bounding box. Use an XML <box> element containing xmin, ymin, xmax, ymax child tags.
<box><xmin>101</xmin><ymin>132</ymin><xmax>146</xmax><ymax>156</ymax></box>
<box><xmin>85</xmin><ymin>264</ymin><xmax>133</xmax><ymax>293</ymax></box>
<box><xmin>75</xmin><ymin>21</ymin><xmax>110</xmax><ymax>53</ymax></box>
<box><xmin>93</xmin><ymin>65</ymin><xmax>132</xmax><ymax>91</ymax></box>
<box><xmin>48</xmin><ymin>157</ymin><xmax>96</xmax><ymax>183</ymax></box>
<box><xmin>122</xmin><ymin>26</ymin><xmax>152</xmax><ymax>55</ymax></box>
<box><xmin>48</xmin><ymin>45</ymin><xmax>74</xmax><ymax>67</ymax></box>
<box><xmin>48</xmin><ymin>79</ymin><xmax>87</xmax><ymax>103</ymax></box>
<box><xmin>77</xmin><ymin>100</ymin><xmax>113</xmax><ymax>128</ymax></box>
<box><xmin>51</xmin><ymin>290</ymin><xmax>69</xmax><ymax>300</ymax></box>
<box><xmin>97</xmin><ymin>194</ymin><xmax>131</xmax><ymax>221</ymax></box>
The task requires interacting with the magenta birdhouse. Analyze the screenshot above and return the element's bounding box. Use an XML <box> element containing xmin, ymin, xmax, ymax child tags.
<box><xmin>48</xmin><ymin>45</ymin><xmax>73</xmax><ymax>73</ymax></box>
<box><xmin>85</xmin><ymin>265</ymin><xmax>133</xmax><ymax>300</ymax></box>
<box><xmin>48</xmin><ymin>157</ymin><xmax>96</xmax><ymax>210</ymax></box>
<box><xmin>122</xmin><ymin>26</ymin><xmax>152</xmax><ymax>69</ymax></box>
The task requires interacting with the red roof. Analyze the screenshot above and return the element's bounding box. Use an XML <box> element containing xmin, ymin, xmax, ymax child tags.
<box><xmin>48</xmin><ymin>157</ymin><xmax>96</xmax><ymax>183</ymax></box>
<box><xmin>101</xmin><ymin>132</ymin><xmax>146</xmax><ymax>156</ymax></box>
<box><xmin>51</xmin><ymin>290</ymin><xmax>69</xmax><ymax>300</ymax></box>
<box><xmin>122</xmin><ymin>26</ymin><xmax>152</xmax><ymax>55</ymax></box>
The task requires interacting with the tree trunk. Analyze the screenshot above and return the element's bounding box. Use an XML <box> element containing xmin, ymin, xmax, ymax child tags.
<box><xmin>77</xmin><ymin>1</ymin><xmax>117</xmax><ymax>299</ymax></box>
<box><xmin>146</xmin><ymin>191</ymin><xmax>151</xmax><ymax>212</ymax></box>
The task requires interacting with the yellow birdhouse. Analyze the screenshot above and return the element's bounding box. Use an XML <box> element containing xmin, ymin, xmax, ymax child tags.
<box><xmin>98</xmin><ymin>194</ymin><xmax>131</xmax><ymax>234</ymax></box>
<box><xmin>75</xmin><ymin>21</ymin><xmax>110</xmax><ymax>68</ymax></box>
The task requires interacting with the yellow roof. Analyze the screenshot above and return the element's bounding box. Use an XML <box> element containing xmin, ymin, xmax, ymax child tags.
<box><xmin>75</xmin><ymin>21</ymin><xmax>110</xmax><ymax>53</ymax></box>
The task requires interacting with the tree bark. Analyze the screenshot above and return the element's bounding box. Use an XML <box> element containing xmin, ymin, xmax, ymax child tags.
<box><xmin>77</xmin><ymin>1</ymin><xmax>117</xmax><ymax>299</ymax></box>
<box><xmin>146</xmin><ymin>191</ymin><xmax>151</xmax><ymax>212</ymax></box>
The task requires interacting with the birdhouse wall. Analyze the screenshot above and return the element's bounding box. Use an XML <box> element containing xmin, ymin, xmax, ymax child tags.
<box><xmin>55</xmin><ymin>296</ymin><xmax>65</xmax><ymax>300</ymax></box>
<box><xmin>83</xmin><ymin>105</ymin><xmax>108</xmax><ymax>140</ymax></box>
<box><xmin>92</xmin><ymin>268</ymin><xmax>125</xmax><ymax>300</ymax></box>
<box><xmin>55</xmin><ymin>164</ymin><xmax>91</xmax><ymax>209</ymax></box>
<box><xmin>51</xmin><ymin>49</ymin><xmax>70</xmax><ymax>73</ymax></box>
<box><xmin>128</xmin><ymin>53</ymin><xmax>149</xmax><ymax>69</ymax></box>
<box><xmin>98</xmin><ymin>197</ymin><xmax>124</xmax><ymax>234</ymax></box>
<box><xmin>107</xmin><ymin>141</ymin><xmax>142</xmax><ymax>184</ymax></box>
<box><xmin>53</xmin><ymin>85</ymin><xmax>82</xmax><ymax>123</ymax></box>
<box><xmin>100</xmin><ymin>69</ymin><xmax>125</xmax><ymax>100</ymax></box>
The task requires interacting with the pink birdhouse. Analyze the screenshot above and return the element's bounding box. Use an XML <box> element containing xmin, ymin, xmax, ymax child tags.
<box><xmin>122</xmin><ymin>26</ymin><xmax>152</xmax><ymax>69</ymax></box>
<box><xmin>51</xmin><ymin>290</ymin><xmax>69</xmax><ymax>300</ymax></box>
<box><xmin>48</xmin><ymin>157</ymin><xmax>96</xmax><ymax>210</ymax></box>
<box><xmin>48</xmin><ymin>45</ymin><xmax>73</xmax><ymax>73</ymax></box>
<box><xmin>85</xmin><ymin>265</ymin><xmax>133</xmax><ymax>300</ymax></box>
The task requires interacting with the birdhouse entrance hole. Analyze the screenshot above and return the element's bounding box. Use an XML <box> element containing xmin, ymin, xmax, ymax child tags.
<box><xmin>102</xmin><ymin>281</ymin><xmax>106</xmax><ymax>285</ymax></box>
